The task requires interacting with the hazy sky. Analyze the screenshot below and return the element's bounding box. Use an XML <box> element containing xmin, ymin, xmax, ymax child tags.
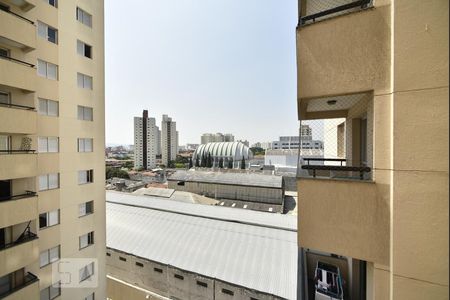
<box><xmin>105</xmin><ymin>0</ymin><xmax>299</xmax><ymax>146</ymax></box>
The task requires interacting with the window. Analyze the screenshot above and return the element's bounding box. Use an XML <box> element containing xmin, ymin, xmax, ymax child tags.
<box><xmin>77</xmin><ymin>105</ymin><xmax>93</xmax><ymax>121</ymax></box>
<box><xmin>79</xmin><ymin>231</ymin><xmax>94</xmax><ymax>249</ymax></box>
<box><xmin>154</xmin><ymin>267</ymin><xmax>163</xmax><ymax>273</ymax></box>
<box><xmin>77</xmin><ymin>72</ymin><xmax>93</xmax><ymax>89</ymax></box>
<box><xmin>37</xmin><ymin>21</ymin><xmax>58</xmax><ymax>44</ymax></box>
<box><xmin>135</xmin><ymin>262</ymin><xmax>144</xmax><ymax>267</ymax></box>
<box><xmin>79</xmin><ymin>262</ymin><xmax>95</xmax><ymax>282</ymax></box>
<box><xmin>106</xmin><ymin>252</ymin><xmax>111</xmax><ymax>257</ymax></box>
<box><xmin>38</xmin><ymin>98</ymin><xmax>58</xmax><ymax>116</ymax></box>
<box><xmin>0</xmin><ymin>91</ymin><xmax>10</xmax><ymax>105</ymax></box>
<box><xmin>197</xmin><ymin>281</ymin><xmax>207</xmax><ymax>288</ymax></box>
<box><xmin>78</xmin><ymin>169</ymin><xmax>94</xmax><ymax>184</ymax></box>
<box><xmin>39</xmin><ymin>173</ymin><xmax>59</xmax><ymax>191</ymax></box>
<box><xmin>40</xmin><ymin>245</ymin><xmax>60</xmax><ymax>268</ymax></box>
<box><xmin>39</xmin><ymin>210</ymin><xmax>60</xmax><ymax>229</ymax></box>
<box><xmin>37</xmin><ymin>59</ymin><xmax>58</xmax><ymax>80</ymax></box>
<box><xmin>85</xmin><ymin>293</ymin><xmax>95</xmax><ymax>300</ymax></box>
<box><xmin>40</xmin><ymin>282</ymin><xmax>61</xmax><ymax>300</ymax></box>
<box><xmin>78</xmin><ymin>138</ymin><xmax>93</xmax><ymax>152</ymax></box>
<box><xmin>0</xmin><ymin>47</ymin><xmax>9</xmax><ymax>58</ymax></box>
<box><xmin>119</xmin><ymin>257</ymin><xmax>126</xmax><ymax>262</ymax></box>
<box><xmin>77</xmin><ymin>7</ymin><xmax>92</xmax><ymax>27</ymax></box>
<box><xmin>46</xmin><ymin>0</ymin><xmax>57</xmax><ymax>8</ymax></box>
<box><xmin>38</xmin><ymin>137</ymin><xmax>59</xmax><ymax>153</ymax></box>
<box><xmin>79</xmin><ymin>201</ymin><xmax>94</xmax><ymax>217</ymax></box>
<box><xmin>77</xmin><ymin>40</ymin><xmax>92</xmax><ymax>59</ymax></box>
<box><xmin>174</xmin><ymin>274</ymin><xmax>184</xmax><ymax>280</ymax></box>
<box><xmin>222</xmin><ymin>289</ymin><xmax>234</xmax><ymax>296</ymax></box>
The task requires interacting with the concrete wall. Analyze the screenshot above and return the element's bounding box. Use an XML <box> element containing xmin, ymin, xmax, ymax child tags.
<box><xmin>168</xmin><ymin>181</ymin><xmax>284</xmax><ymax>205</ymax></box>
<box><xmin>297</xmin><ymin>0</ymin><xmax>449</xmax><ymax>298</ymax></box>
<box><xmin>106</xmin><ymin>248</ymin><xmax>284</xmax><ymax>300</ymax></box>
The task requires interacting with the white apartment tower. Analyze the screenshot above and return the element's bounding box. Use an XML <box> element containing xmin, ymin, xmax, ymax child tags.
<box><xmin>134</xmin><ymin>110</ymin><xmax>160</xmax><ymax>169</ymax></box>
<box><xmin>161</xmin><ymin>114</ymin><xmax>178</xmax><ymax>166</ymax></box>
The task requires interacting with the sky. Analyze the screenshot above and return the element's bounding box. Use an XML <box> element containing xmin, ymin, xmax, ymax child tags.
<box><xmin>105</xmin><ymin>0</ymin><xmax>299</xmax><ymax>146</ymax></box>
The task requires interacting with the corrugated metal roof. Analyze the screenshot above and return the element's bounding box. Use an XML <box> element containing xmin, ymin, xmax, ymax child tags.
<box><xmin>106</xmin><ymin>191</ymin><xmax>296</xmax><ymax>231</ymax></box>
<box><xmin>106</xmin><ymin>197</ymin><xmax>298</xmax><ymax>299</ymax></box>
<box><xmin>167</xmin><ymin>170</ymin><xmax>284</xmax><ymax>188</ymax></box>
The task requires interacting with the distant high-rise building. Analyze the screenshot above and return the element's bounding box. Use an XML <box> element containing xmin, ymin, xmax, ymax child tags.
<box><xmin>134</xmin><ymin>110</ymin><xmax>160</xmax><ymax>169</ymax></box>
<box><xmin>161</xmin><ymin>115</ymin><xmax>178</xmax><ymax>165</ymax></box>
<box><xmin>201</xmin><ymin>133</ymin><xmax>234</xmax><ymax>144</ymax></box>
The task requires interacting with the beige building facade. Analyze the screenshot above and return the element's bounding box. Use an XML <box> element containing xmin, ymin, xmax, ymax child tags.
<box><xmin>296</xmin><ymin>0</ymin><xmax>448</xmax><ymax>299</ymax></box>
<box><xmin>0</xmin><ymin>0</ymin><xmax>105</xmax><ymax>299</ymax></box>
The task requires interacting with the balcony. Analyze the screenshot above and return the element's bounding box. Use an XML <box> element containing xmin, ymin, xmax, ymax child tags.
<box><xmin>296</xmin><ymin>1</ymin><xmax>390</xmax><ymax>99</ymax></box>
<box><xmin>0</xmin><ymin>152</ymin><xmax>37</xmax><ymax>181</ymax></box>
<box><xmin>0</xmin><ymin>57</ymin><xmax>36</xmax><ymax>92</ymax></box>
<box><xmin>1</xmin><ymin>0</ymin><xmax>35</xmax><ymax>11</ymax></box>
<box><xmin>0</xmin><ymin>192</ymin><xmax>37</xmax><ymax>228</ymax></box>
<box><xmin>1</xmin><ymin>273</ymin><xmax>39</xmax><ymax>300</ymax></box>
<box><xmin>0</xmin><ymin>8</ymin><xmax>36</xmax><ymax>50</ymax></box>
<box><xmin>0</xmin><ymin>226</ymin><xmax>39</xmax><ymax>277</ymax></box>
<box><xmin>299</xmin><ymin>0</ymin><xmax>372</xmax><ymax>26</ymax></box>
<box><xmin>297</xmin><ymin>92</ymin><xmax>389</xmax><ymax>265</ymax></box>
<box><xmin>0</xmin><ymin>105</ymin><xmax>36</xmax><ymax>134</ymax></box>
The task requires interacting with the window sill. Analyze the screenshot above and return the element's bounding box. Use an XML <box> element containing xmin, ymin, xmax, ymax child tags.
<box><xmin>39</xmin><ymin>223</ymin><xmax>60</xmax><ymax>231</ymax></box>
<box><xmin>79</xmin><ymin>212</ymin><xmax>94</xmax><ymax>218</ymax></box>
<box><xmin>79</xmin><ymin>244</ymin><xmax>94</xmax><ymax>251</ymax></box>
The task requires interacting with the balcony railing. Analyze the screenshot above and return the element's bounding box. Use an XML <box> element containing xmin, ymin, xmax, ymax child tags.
<box><xmin>0</xmin><ymin>55</ymin><xmax>35</xmax><ymax>68</ymax></box>
<box><xmin>0</xmin><ymin>102</ymin><xmax>35</xmax><ymax>110</ymax></box>
<box><xmin>0</xmin><ymin>7</ymin><xmax>34</xmax><ymax>24</ymax></box>
<box><xmin>300</xmin><ymin>158</ymin><xmax>371</xmax><ymax>180</ymax></box>
<box><xmin>0</xmin><ymin>230</ymin><xmax>37</xmax><ymax>252</ymax></box>
<box><xmin>299</xmin><ymin>0</ymin><xmax>371</xmax><ymax>26</ymax></box>
<box><xmin>0</xmin><ymin>150</ymin><xmax>36</xmax><ymax>154</ymax></box>
<box><xmin>0</xmin><ymin>191</ymin><xmax>36</xmax><ymax>202</ymax></box>
<box><xmin>0</xmin><ymin>272</ymin><xmax>38</xmax><ymax>299</ymax></box>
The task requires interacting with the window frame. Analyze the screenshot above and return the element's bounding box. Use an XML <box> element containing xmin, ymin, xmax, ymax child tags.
<box><xmin>39</xmin><ymin>209</ymin><xmax>60</xmax><ymax>229</ymax></box>
<box><xmin>38</xmin><ymin>98</ymin><xmax>59</xmax><ymax>117</ymax></box>
<box><xmin>78</xmin><ymin>169</ymin><xmax>94</xmax><ymax>185</ymax></box>
<box><xmin>79</xmin><ymin>262</ymin><xmax>95</xmax><ymax>283</ymax></box>
<box><xmin>38</xmin><ymin>136</ymin><xmax>59</xmax><ymax>153</ymax></box>
<box><xmin>39</xmin><ymin>173</ymin><xmax>60</xmax><ymax>191</ymax></box>
<box><xmin>77</xmin><ymin>40</ymin><xmax>93</xmax><ymax>59</ymax></box>
<box><xmin>37</xmin><ymin>21</ymin><xmax>58</xmax><ymax>44</ymax></box>
<box><xmin>79</xmin><ymin>201</ymin><xmax>94</xmax><ymax>217</ymax></box>
<box><xmin>37</xmin><ymin>59</ymin><xmax>58</xmax><ymax>80</ymax></box>
<box><xmin>77</xmin><ymin>72</ymin><xmax>93</xmax><ymax>89</ymax></box>
<box><xmin>79</xmin><ymin>231</ymin><xmax>94</xmax><ymax>249</ymax></box>
<box><xmin>40</xmin><ymin>245</ymin><xmax>60</xmax><ymax>268</ymax></box>
<box><xmin>76</xmin><ymin>7</ymin><xmax>92</xmax><ymax>27</ymax></box>
<box><xmin>78</xmin><ymin>138</ymin><xmax>93</xmax><ymax>153</ymax></box>
<box><xmin>77</xmin><ymin>105</ymin><xmax>93</xmax><ymax>121</ymax></box>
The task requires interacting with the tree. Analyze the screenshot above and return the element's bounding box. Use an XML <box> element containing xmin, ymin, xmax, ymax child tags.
<box><xmin>218</xmin><ymin>158</ymin><xmax>224</xmax><ymax>168</ymax></box>
<box><xmin>189</xmin><ymin>157</ymin><xmax>193</xmax><ymax>169</ymax></box>
<box><xmin>106</xmin><ymin>167</ymin><xmax>130</xmax><ymax>179</ymax></box>
<box><xmin>241</xmin><ymin>157</ymin><xmax>246</xmax><ymax>169</ymax></box>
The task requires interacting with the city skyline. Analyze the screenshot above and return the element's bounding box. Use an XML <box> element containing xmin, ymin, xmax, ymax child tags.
<box><xmin>105</xmin><ymin>0</ymin><xmax>298</xmax><ymax>146</ymax></box>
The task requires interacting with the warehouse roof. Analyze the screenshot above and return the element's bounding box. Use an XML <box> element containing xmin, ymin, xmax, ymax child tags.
<box><xmin>106</xmin><ymin>194</ymin><xmax>297</xmax><ymax>299</ymax></box>
<box><xmin>167</xmin><ymin>169</ymin><xmax>284</xmax><ymax>189</ymax></box>
<box><xmin>106</xmin><ymin>191</ymin><xmax>296</xmax><ymax>231</ymax></box>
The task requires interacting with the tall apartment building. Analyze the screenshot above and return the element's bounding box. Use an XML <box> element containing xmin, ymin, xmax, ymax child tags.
<box><xmin>296</xmin><ymin>0</ymin><xmax>448</xmax><ymax>299</ymax></box>
<box><xmin>200</xmin><ymin>132</ymin><xmax>234</xmax><ymax>144</ymax></box>
<box><xmin>161</xmin><ymin>114</ymin><xmax>178</xmax><ymax>166</ymax></box>
<box><xmin>0</xmin><ymin>0</ymin><xmax>105</xmax><ymax>299</ymax></box>
<box><xmin>134</xmin><ymin>110</ymin><xmax>160</xmax><ymax>170</ymax></box>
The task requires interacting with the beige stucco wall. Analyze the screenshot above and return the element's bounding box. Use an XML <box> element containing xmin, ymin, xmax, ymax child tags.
<box><xmin>297</xmin><ymin>0</ymin><xmax>448</xmax><ymax>298</ymax></box>
<box><xmin>0</xmin><ymin>0</ymin><xmax>105</xmax><ymax>298</ymax></box>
